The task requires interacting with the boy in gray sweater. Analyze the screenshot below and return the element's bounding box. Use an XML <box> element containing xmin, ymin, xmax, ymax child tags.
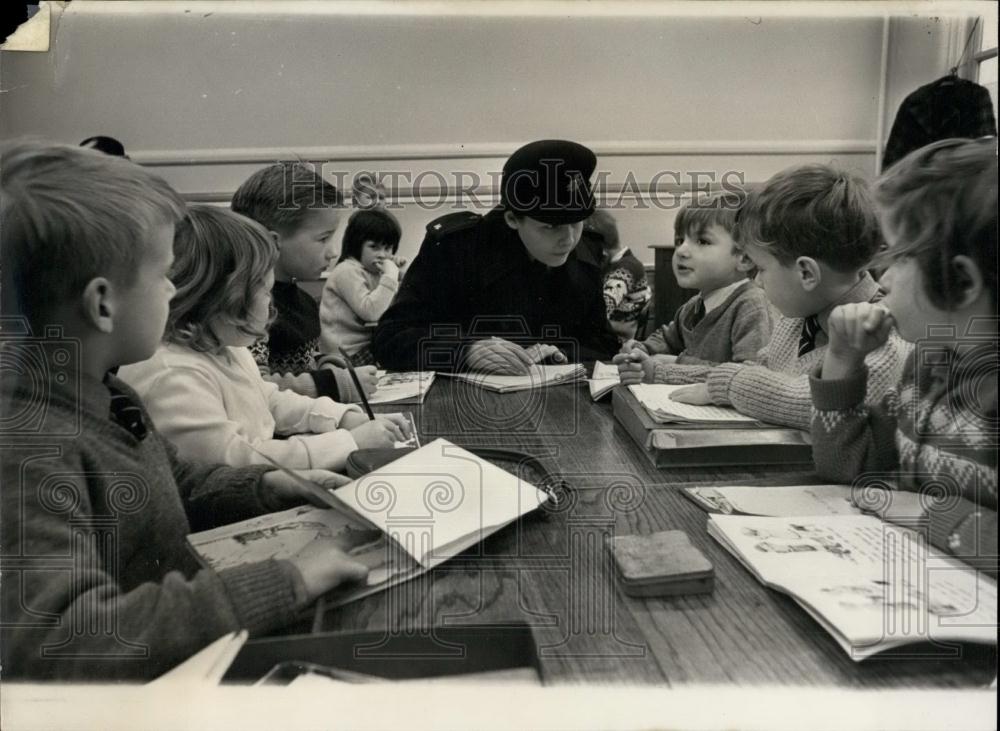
<box><xmin>1</xmin><ymin>142</ymin><xmax>369</xmax><ymax>680</ymax></box>
<box><xmin>615</xmin><ymin>192</ymin><xmax>773</xmax><ymax>384</ymax></box>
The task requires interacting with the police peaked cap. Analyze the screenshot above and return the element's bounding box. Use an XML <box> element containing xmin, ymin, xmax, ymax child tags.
<box><xmin>500</xmin><ymin>140</ymin><xmax>597</xmax><ymax>225</ymax></box>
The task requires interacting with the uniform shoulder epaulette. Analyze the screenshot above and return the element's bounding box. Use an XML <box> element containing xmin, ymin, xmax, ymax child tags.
<box><xmin>424</xmin><ymin>211</ymin><xmax>482</xmax><ymax>241</ymax></box>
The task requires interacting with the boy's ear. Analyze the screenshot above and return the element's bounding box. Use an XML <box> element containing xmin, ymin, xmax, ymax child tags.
<box><xmin>268</xmin><ymin>230</ymin><xmax>282</xmax><ymax>248</ymax></box>
<box><xmin>735</xmin><ymin>251</ymin><xmax>755</xmax><ymax>272</ymax></box>
<box><xmin>795</xmin><ymin>256</ymin><xmax>822</xmax><ymax>291</ymax></box>
<box><xmin>503</xmin><ymin>210</ymin><xmax>520</xmax><ymax>231</ymax></box>
<box><xmin>80</xmin><ymin>278</ymin><xmax>115</xmax><ymax>334</ymax></box>
<box><xmin>950</xmin><ymin>255</ymin><xmax>985</xmax><ymax>308</ymax></box>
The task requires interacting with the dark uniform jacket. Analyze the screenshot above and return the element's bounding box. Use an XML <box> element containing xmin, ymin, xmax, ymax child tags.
<box><xmin>373</xmin><ymin>208</ymin><xmax>618</xmax><ymax>370</ymax></box>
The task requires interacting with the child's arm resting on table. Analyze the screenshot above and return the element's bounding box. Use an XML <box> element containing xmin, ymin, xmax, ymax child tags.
<box><xmin>809</xmin><ymin>302</ymin><xmax>900</xmax><ymax>482</ymax></box>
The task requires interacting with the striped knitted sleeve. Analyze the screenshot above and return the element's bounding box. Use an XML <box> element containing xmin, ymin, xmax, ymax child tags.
<box><xmin>706</xmin><ymin>331</ymin><xmax>911</xmax><ymax>430</ymax></box>
<box><xmin>809</xmin><ymin>363</ymin><xmax>901</xmax><ymax>482</ymax></box>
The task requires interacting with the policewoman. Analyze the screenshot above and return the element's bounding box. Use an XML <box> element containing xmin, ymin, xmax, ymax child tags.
<box><xmin>373</xmin><ymin>140</ymin><xmax>618</xmax><ymax>373</ymax></box>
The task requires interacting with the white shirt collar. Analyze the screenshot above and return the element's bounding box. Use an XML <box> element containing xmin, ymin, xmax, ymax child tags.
<box><xmin>701</xmin><ymin>279</ymin><xmax>749</xmax><ymax>313</ymax></box>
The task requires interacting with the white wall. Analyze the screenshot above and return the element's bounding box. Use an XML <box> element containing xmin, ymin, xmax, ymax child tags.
<box><xmin>2</xmin><ymin>1</ymin><xmax>992</xmax><ymax>264</ymax></box>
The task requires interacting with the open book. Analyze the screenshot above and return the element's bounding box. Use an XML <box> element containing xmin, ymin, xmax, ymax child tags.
<box><xmin>708</xmin><ymin>513</ymin><xmax>998</xmax><ymax>660</ymax></box>
<box><xmin>683</xmin><ymin>484</ymin><xmax>863</xmax><ymax>516</ymax></box>
<box><xmin>628</xmin><ymin>384</ymin><xmax>760</xmax><ymax>425</ymax></box>
<box><xmin>367</xmin><ymin>371</ymin><xmax>436</xmax><ymax>405</ymax></box>
<box><xmin>188</xmin><ymin>439</ymin><xmax>550</xmax><ymax>608</ymax></box>
<box><xmin>441</xmin><ymin>364</ymin><xmax>586</xmax><ymax>393</ymax></box>
<box><xmin>588</xmin><ymin>361</ymin><xmax>620</xmax><ymax>400</ymax></box>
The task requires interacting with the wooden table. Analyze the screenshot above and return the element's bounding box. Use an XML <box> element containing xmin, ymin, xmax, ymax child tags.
<box><xmin>317</xmin><ymin>379</ymin><xmax>995</xmax><ymax>686</ymax></box>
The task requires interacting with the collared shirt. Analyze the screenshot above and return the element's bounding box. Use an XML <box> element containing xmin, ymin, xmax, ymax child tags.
<box><xmin>702</xmin><ymin>279</ymin><xmax>750</xmax><ymax>315</ymax></box>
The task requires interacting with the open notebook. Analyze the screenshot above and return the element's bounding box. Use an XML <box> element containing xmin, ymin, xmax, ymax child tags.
<box><xmin>188</xmin><ymin>439</ymin><xmax>550</xmax><ymax>608</ymax></box>
<box><xmin>441</xmin><ymin>364</ymin><xmax>586</xmax><ymax>393</ymax></box>
<box><xmin>629</xmin><ymin>384</ymin><xmax>759</xmax><ymax>425</ymax></box>
<box><xmin>708</xmin><ymin>513</ymin><xmax>998</xmax><ymax>660</ymax></box>
<box><xmin>588</xmin><ymin>361</ymin><xmax>620</xmax><ymax>400</ymax></box>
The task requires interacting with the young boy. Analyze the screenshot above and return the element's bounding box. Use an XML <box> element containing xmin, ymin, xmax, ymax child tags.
<box><xmin>0</xmin><ymin>142</ymin><xmax>368</xmax><ymax>681</ymax></box>
<box><xmin>587</xmin><ymin>209</ymin><xmax>652</xmax><ymax>342</ymax></box>
<box><xmin>614</xmin><ymin>192</ymin><xmax>772</xmax><ymax>385</ymax></box>
<box><xmin>231</xmin><ymin>162</ymin><xmax>377</xmax><ymax>401</ymax></box>
<box><xmin>671</xmin><ymin>165</ymin><xmax>910</xmax><ymax>429</ymax></box>
<box><xmin>810</xmin><ymin>138</ymin><xmax>996</xmax><ymax>574</ymax></box>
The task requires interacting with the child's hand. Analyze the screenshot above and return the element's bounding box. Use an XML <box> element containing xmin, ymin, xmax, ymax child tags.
<box><xmin>619</xmin><ymin>339</ymin><xmax>649</xmax><ymax>355</ymax></box>
<box><xmin>379</xmin><ymin>258</ymin><xmax>399</xmax><ymax>279</ymax></box>
<box><xmin>288</xmin><ymin>536</ymin><xmax>369</xmax><ymax>602</ymax></box>
<box><xmin>822</xmin><ymin>303</ymin><xmax>894</xmax><ymax>380</ymax></box>
<box><xmin>525</xmin><ymin>343</ymin><xmax>568</xmax><ymax>365</ymax></box>
<box><xmin>613</xmin><ymin>349</ymin><xmax>652</xmax><ymax>385</ymax></box>
<box><xmin>669</xmin><ymin>383</ymin><xmax>712</xmax><ymax>405</ymax></box>
<box><xmin>464</xmin><ymin>338</ymin><xmax>533</xmax><ymax>375</ymax></box>
<box><xmin>262</xmin><ymin>469</ymin><xmax>352</xmax><ymax>509</ymax></box>
<box><xmin>355</xmin><ymin>365</ymin><xmax>379</xmax><ymax>395</ymax></box>
<box><xmin>349</xmin><ymin>416</ymin><xmax>407</xmax><ymax>449</ymax></box>
<box><xmin>827</xmin><ymin>303</ymin><xmax>894</xmax><ymax>359</ymax></box>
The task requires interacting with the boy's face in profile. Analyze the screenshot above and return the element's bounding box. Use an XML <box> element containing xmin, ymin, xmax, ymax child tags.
<box><xmin>672</xmin><ymin>224</ymin><xmax>748</xmax><ymax>295</ymax></box>
<box><xmin>112</xmin><ymin>221</ymin><xmax>177</xmax><ymax>365</ymax></box>
<box><xmin>276</xmin><ymin>207</ymin><xmax>341</xmax><ymax>280</ymax></box>
<box><xmin>744</xmin><ymin>244</ymin><xmax>817</xmax><ymax>318</ymax></box>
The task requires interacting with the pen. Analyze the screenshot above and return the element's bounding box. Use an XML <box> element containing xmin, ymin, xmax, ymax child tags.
<box><xmin>338</xmin><ymin>347</ymin><xmax>376</xmax><ymax>421</ymax></box>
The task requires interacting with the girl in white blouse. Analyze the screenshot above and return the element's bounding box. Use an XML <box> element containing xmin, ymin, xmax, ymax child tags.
<box><xmin>120</xmin><ymin>205</ymin><xmax>409</xmax><ymax>470</ymax></box>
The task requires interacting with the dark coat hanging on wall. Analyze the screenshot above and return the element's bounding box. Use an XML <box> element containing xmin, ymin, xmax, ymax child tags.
<box><xmin>882</xmin><ymin>75</ymin><xmax>997</xmax><ymax>172</ymax></box>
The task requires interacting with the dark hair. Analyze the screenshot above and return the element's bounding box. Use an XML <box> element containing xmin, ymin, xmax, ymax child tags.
<box><xmin>231</xmin><ymin>162</ymin><xmax>343</xmax><ymax>234</ymax></box>
<box><xmin>873</xmin><ymin>137</ymin><xmax>998</xmax><ymax>308</ymax></box>
<box><xmin>736</xmin><ymin>164</ymin><xmax>883</xmax><ymax>273</ymax></box>
<box><xmin>338</xmin><ymin>208</ymin><xmax>402</xmax><ymax>264</ymax></box>
<box><xmin>674</xmin><ymin>190</ymin><xmax>745</xmax><ymax>242</ymax></box>
<box><xmin>1</xmin><ymin>140</ymin><xmax>185</xmax><ymax>328</ymax></box>
<box><xmin>165</xmin><ymin>205</ymin><xmax>278</xmax><ymax>353</ymax></box>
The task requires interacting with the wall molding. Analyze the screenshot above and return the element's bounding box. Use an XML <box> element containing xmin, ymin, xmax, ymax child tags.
<box><xmin>135</xmin><ymin>139</ymin><xmax>878</xmax><ymax>167</ymax></box>
<box><xmin>181</xmin><ymin>182</ymin><xmax>774</xmax><ymax>206</ymax></box>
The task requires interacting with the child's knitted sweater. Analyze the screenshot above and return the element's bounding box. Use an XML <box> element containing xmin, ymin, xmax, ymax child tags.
<box><xmin>705</xmin><ymin>273</ymin><xmax>911</xmax><ymax>430</ymax></box>
<box><xmin>810</xmin><ymin>343</ymin><xmax>998</xmax><ymax>576</ymax></box>
<box><xmin>602</xmin><ymin>247</ymin><xmax>651</xmax><ymax>333</ymax></box>
<box><xmin>643</xmin><ymin>280</ymin><xmax>773</xmax><ymax>384</ymax></box>
<box><xmin>251</xmin><ymin>279</ymin><xmax>361</xmax><ymax>401</ymax></box>
<box><xmin>1</xmin><ymin>370</ymin><xmax>305</xmax><ymax>680</ymax></box>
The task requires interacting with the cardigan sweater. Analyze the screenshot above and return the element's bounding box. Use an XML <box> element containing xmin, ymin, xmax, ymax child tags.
<box><xmin>0</xmin><ymin>369</ymin><xmax>304</xmax><ymax>680</ymax></box>
<box><xmin>705</xmin><ymin>273</ymin><xmax>911</xmax><ymax>430</ymax></box>
<box><xmin>319</xmin><ymin>258</ymin><xmax>398</xmax><ymax>357</ymax></box>
<box><xmin>811</xmin><ymin>345</ymin><xmax>998</xmax><ymax>577</ymax></box>
<box><xmin>642</xmin><ymin>280</ymin><xmax>774</xmax><ymax>384</ymax></box>
<box><xmin>118</xmin><ymin>343</ymin><xmax>360</xmax><ymax>470</ymax></box>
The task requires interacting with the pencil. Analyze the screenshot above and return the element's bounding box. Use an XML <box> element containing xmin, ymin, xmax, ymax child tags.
<box><xmin>338</xmin><ymin>347</ymin><xmax>376</xmax><ymax>420</ymax></box>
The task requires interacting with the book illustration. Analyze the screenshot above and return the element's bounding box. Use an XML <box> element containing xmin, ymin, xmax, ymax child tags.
<box><xmin>741</xmin><ymin>523</ymin><xmax>855</xmax><ymax>561</ymax></box>
<box><xmin>708</xmin><ymin>514</ymin><xmax>997</xmax><ymax>660</ymax></box>
<box><xmin>368</xmin><ymin>371</ymin><xmax>436</xmax><ymax>405</ymax></box>
<box><xmin>683</xmin><ymin>484</ymin><xmax>860</xmax><ymax>517</ymax></box>
<box><xmin>629</xmin><ymin>384</ymin><xmax>759</xmax><ymax>424</ymax></box>
<box><xmin>189</xmin><ymin>505</ymin><xmax>420</xmax><ymax>601</ymax></box>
